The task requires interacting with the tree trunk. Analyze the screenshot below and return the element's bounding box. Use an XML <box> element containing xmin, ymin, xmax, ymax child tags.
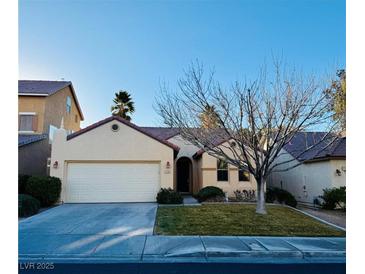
<box><xmin>256</xmin><ymin>177</ymin><xmax>267</xmax><ymax>214</ymax></box>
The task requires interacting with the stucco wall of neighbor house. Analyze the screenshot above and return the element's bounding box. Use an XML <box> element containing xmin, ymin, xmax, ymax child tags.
<box><xmin>44</xmin><ymin>86</ymin><xmax>82</xmax><ymax>134</ymax></box>
<box><xmin>18</xmin><ymin>96</ymin><xmax>46</xmax><ymax>133</ymax></box>
<box><xmin>268</xmin><ymin>149</ymin><xmax>346</xmax><ymax>205</ymax></box>
<box><xmin>18</xmin><ymin>140</ymin><xmax>51</xmax><ymax>176</ymax></box>
<box><xmin>50</xmin><ymin>120</ymin><xmax>175</xmax><ymax>202</ymax></box>
<box><xmin>199</xmin><ymin>143</ymin><xmax>257</xmax><ymax>197</ymax></box>
<box><xmin>168</xmin><ymin>135</ymin><xmax>201</xmax><ymax>193</ymax></box>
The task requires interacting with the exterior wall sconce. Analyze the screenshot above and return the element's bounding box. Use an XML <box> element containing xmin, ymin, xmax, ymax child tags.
<box><xmin>53</xmin><ymin>161</ymin><xmax>59</xmax><ymax>169</ymax></box>
<box><xmin>166</xmin><ymin>161</ymin><xmax>171</xmax><ymax>169</ymax></box>
<box><xmin>335</xmin><ymin>169</ymin><xmax>342</xmax><ymax>176</ymax></box>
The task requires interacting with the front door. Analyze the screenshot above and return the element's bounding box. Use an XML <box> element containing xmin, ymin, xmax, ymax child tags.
<box><xmin>177</xmin><ymin>157</ymin><xmax>191</xmax><ymax>193</ymax></box>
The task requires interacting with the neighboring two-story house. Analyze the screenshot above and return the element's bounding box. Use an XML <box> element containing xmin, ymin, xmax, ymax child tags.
<box><xmin>18</xmin><ymin>80</ymin><xmax>84</xmax><ymax>175</ymax></box>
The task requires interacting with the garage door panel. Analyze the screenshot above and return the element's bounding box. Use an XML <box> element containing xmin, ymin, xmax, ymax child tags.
<box><xmin>66</xmin><ymin>163</ymin><xmax>160</xmax><ymax>203</ymax></box>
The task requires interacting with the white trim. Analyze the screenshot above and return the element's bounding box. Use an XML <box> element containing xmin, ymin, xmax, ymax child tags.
<box><xmin>18</xmin><ymin>93</ymin><xmax>48</xmax><ymax>96</ymax></box>
<box><xmin>18</xmin><ymin>131</ymin><xmax>35</xmax><ymax>134</ymax></box>
<box><xmin>19</xmin><ymin>112</ymin><xmax>36</xmax><ymax>115</ymax></box>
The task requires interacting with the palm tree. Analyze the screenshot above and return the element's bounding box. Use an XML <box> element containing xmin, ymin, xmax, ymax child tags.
<box><xmin>111</xmin><ymin>91</ymin><xmax>135</xmax><ymax>121</ymax></box>
<box><xmin>199</xmin><ymin>104</ymin><xmax>220</xmax><ymax>129</ymax></box>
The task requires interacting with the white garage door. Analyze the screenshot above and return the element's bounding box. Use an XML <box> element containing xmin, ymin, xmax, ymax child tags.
<box><xmin>66</xmin><ymin>163</ymin><xmax>160</xmax><ymax>203</ymax></box>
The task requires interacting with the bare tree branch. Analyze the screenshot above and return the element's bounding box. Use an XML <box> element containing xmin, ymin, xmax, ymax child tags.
<box><xmin>154</xmin><ymin>60</ymin><xmax>340</xmax><ymax>214</ymax></box>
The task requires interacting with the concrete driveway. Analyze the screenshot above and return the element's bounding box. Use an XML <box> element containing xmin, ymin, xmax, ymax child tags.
<box><xmin>19</xmin><ymin>203</ymin><xmax>157</xmax><ymax>236</ymax></box>
<box><xmin>19</xmin><ymin>203</ymin><xmax>157</xmax><ymax>257</ymax></box>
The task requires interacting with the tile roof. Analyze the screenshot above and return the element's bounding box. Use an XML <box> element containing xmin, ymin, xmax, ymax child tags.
<box><xmin>18</xmin><ymin>80</ymin><xmax>71</xmax><ymax>95</ymax></box>
<box><xmin>284</xmin><ymin>132</ymin><xmax>346</xmax><ymax>162</ymax></box>
<box><xmin>193</xmin><ymin>131</ymin><xmax>346</xmax><ymax>161</ymax></box>
<box><xmin>192</xmin><ymin>129</ymin><xmax>231</xmax><ymax>158</ymax></box>
<box><xmin>140</xmin><ymin>127</ymin><xmax>231</xmax><ymax>158</ymax></box>
<box><xmin>67</xmin><ymin>116</ymin><xmax>180</xmax><ymax>151</ymax></box>
<box><xmin>140</xmin><ymin>127</ymin><xmax>180</xmax><ymax>140</ymax></box>
<box><xmin>18</xmin><ymin>134</ymin><xmax>48</xmax><ymax>147</ymax></box>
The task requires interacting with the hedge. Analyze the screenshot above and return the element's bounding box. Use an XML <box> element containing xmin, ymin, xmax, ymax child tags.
<box><xmin>25</xmin><ymin>176</ymin><xmax>61</xmax><ymax>207</ymax></box>
<box><xmin>194</xmin><ymin>186</ymin><xmax>225</xmax><ymax>203</ymax></box>
<box><xmin>265</xmin><ymin>187</ymin><xmax>297</xmax><ymax>208</ymax></box>
<box><xmin>156</xmin><ymin>188</ymin><xmax>183</xmax><ymax>204</ymax></box>
<box><xmin>19</xmin><ymin>194</ymin><xmax>40</xmax><ymax>217</ymax></box>
<box><xmin>18</xmin><ymin>174</ymin><xmax>31</xmax><ymax>194</ymax></box>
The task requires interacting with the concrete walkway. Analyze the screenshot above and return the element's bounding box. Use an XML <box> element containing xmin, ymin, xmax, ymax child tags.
<box><xmin>19</xmin><ymin>235</ymin><xmax>345</xmax><ymax>263</ymax></box>
<box><xmin>183</xmin><ymin>196</ymin><xmax>200</xmax><ymax>205</ymax></box>
<box><xmin>298</xmin><ymin>206</ymin><xmax>346</xmax><ymax>229</ymax></box>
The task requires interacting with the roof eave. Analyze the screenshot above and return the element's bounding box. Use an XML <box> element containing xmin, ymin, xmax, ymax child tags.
<box><xmin>304</xmin><ymin>156</ymin><xmax>346</xmax><ymax>163</ymax></box>
<box><xmin>68</xmin><ymin>83</ymin><xmax>84</xmax><ymax>120</ymax></box>
<box><xmin>18</xmin><ymin>93</ymin><xmax>48</xmax><ymax>97</ymax></box>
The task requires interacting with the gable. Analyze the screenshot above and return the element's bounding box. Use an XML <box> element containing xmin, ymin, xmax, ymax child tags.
<box><xmin>167</xmin><ymin>134</ymin><xmax>201</xmax><ymax>158</ymax></box>
<box><xmin>67</xmin><ymin>116</ymin><xmax>179</xmax><ymax>151</ymax></box>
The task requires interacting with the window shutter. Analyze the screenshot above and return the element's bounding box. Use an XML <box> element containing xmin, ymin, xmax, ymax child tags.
<box><xmin>32</xmin><ymin>115</ymin><xmax>38</xmax><ymax>132</ymax></box>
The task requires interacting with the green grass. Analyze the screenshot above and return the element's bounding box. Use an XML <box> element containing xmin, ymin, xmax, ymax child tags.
<box><xmin>155</xmin><ymin>204</ymin><xmax>345</xmax><ymax>237</ymax></box>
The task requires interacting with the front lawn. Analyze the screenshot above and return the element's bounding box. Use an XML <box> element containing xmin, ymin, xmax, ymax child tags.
<box><xmin>155</xmin><ymin>204</ymin><xmax>345</xmax><ymax>236</ymax></box>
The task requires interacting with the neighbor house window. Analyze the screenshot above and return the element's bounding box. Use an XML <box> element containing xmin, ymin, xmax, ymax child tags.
<box><xmin>66</xmin><ymin>96</ymin><xmax>71</xmax><ymax>113</ymax></box>
<box><xmin>75</xmin><ymin>114</ymin><xmax>78</xmax><ymax>123</ymax></box>
<box><xmin>19</xmin><ymin>113</ymin><xmax>36</xmax><ymax>132</ymax></box>
<box><xmin>217</xmin><ymin>159</ymin><xmax>228</xmax><ymax>181</ymax></box>
<box><xmin>238</xmin><ymin>169</ymin><xmax>250</xmax><ymax>182</ymax></box>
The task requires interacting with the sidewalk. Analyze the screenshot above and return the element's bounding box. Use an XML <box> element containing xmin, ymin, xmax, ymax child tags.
<box><xmin>19</xmin><ymin>235</ymin><xmax>345</xmax><ymax>263</ymax></box>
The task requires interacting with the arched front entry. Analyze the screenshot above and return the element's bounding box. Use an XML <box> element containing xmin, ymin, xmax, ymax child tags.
<box><xmin>176</xmin><ymin>157</ymin><xmax>192</xmax><ymax>193</ymax></box>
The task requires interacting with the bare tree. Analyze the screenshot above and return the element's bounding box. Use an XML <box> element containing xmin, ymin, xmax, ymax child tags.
<box><xmin>155</xmin><ymin>61</ymin><xmax>339</xmax><ymax>214</ymax></box>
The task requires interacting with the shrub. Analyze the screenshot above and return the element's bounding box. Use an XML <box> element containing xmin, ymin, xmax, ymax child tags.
<box><xmin>265</xmin><ymin>187</ymin><xmax>297</xmax><ymax>208</ymax></box>
<box><xmin>19</xmin><ymin>194</ymin><xmax>40</xmax><ymax>217</ymax></box>
<box><xmin>156</xmin><ymin>188</ymin><xmax>183</xmax><ymax>204</ymax></box>
<box><xmin>233</xmin><ymin>189</ymin><xmax>256</xmax><ymax>202</ymax></box>
<box><xmin>25</xmin><ymin>176</ymin><xmax>61</xmax><ymax>207</ymax></box>
<box><xmin>18</xmin><ymin>174</ymin><xmax>31</xmax><ymax>194</ymax></box>
<box><xmin>265</xmin><ymin>187</ymin><xmax>276</xmax><ymax>203</ymax></box>
<box><xmin>195</xmin><ymin>186</ymin><xmax>225</xmax><ymax>203</ymax></box>
<box><xmin>320</xmin><ymin>186</ymin><xmax>346</xmax><ymax>210</ymax></box>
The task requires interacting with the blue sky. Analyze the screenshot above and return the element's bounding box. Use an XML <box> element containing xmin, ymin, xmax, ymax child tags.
<box><xmin>19</xmin><ymin>0</ymin><xmax>345</xmax><ymax>127</ymax></box>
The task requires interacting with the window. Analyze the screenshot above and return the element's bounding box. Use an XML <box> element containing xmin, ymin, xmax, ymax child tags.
<box><xmin>238</xmin><ymin>169</ymin><xmax>250</xmax><ymax>181</ymax></box>
<box><xmin>19</xmin><ymin>114</ymin><xmax>36</xmax><ymax>132</ymax></box>
<box><xmin>217</xmin><ymin>159</ymin><xmax>228</xmax><ymax>181</ymax></box>
<box><xmin>75</xmin><ymin>114</ymin><xmax>78</xmax><ymax>123</ymax></box>
<box><xmin>66</xmin><ymin>96</ymin><xmax>71</xmax><ymax>113</ymax></box>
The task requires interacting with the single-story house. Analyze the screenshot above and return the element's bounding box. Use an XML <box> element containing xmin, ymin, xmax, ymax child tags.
<box><xmin>50</xmin><ymin>116</ymin><xmax>257</xmax><ymax>203</ymax></box>
<box><xmin>268</xmin><ymin>132</ymin><xmax>346</xmax><ymax>206</ymax></box>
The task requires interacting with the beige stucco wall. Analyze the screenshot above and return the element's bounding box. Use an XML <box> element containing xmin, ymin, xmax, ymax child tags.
<box><xmin>268</xmin><ymin>149</ymin><xmax>346</xmax><ymax>205</ymax></box>
<box><xmin>44</xmin><ymin>86</ymin><xmax>82</xmax><ymax>133</ymax></box>
<box><xmin>198</xmin><ymin>143</ymin><xmax>257</xmax><ymax>197</ymax></box>
<box><xmin>50</xmin><ymin>119</ymin><xmax>174</xmax><ymax>202</ymax></box>
<box><xmin>18</xmin><ymin>96</ymin><xmax>46</xmax><ymax>133</ymax></box>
